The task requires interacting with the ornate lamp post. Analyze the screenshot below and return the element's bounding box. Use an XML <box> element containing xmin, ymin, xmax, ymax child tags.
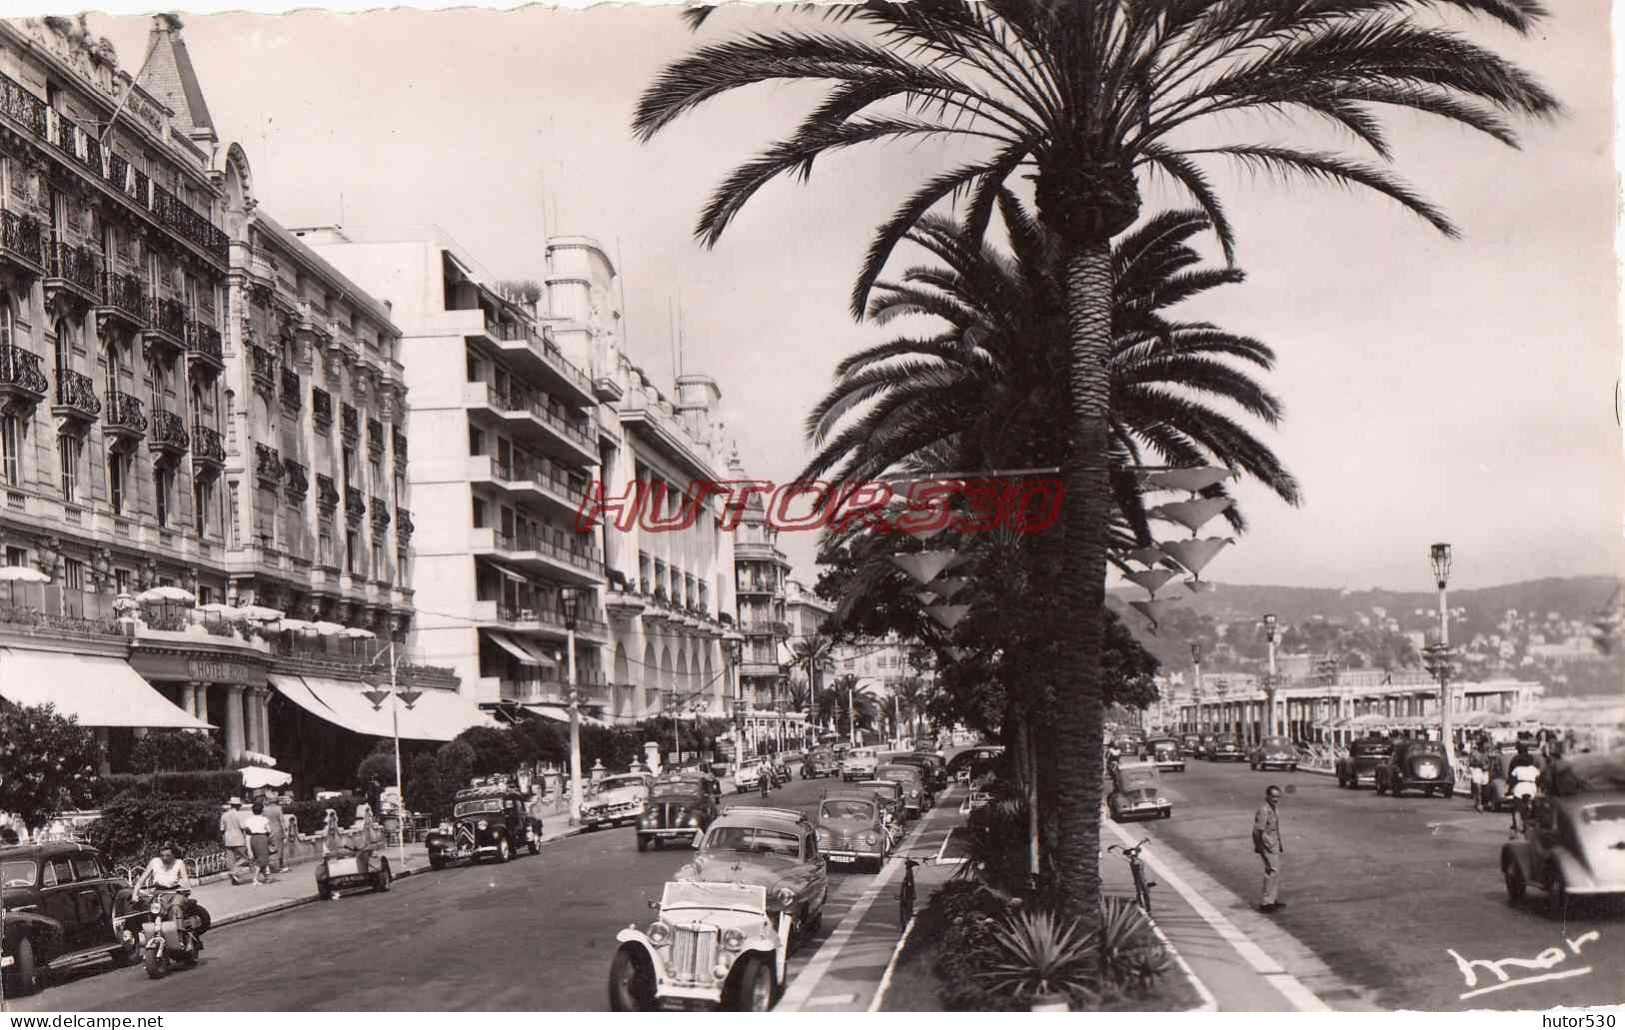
<box><xmin>1190</xmin><ymin>642</ymin><xmax>1204</xmax><ymax>734</ymax></box>
<box><xmin>361</xmin><ymin>642</ymin><xmax>422</xmax><ymax>872</ymax></box>
<box><xmin>1263</xmin><ymin>614</ymin><xmax>1279</xmax><ymax>742</ymax></box>
<box><xmin>726</xmin><ymin>634</ymin><xmax>745</xmax><ymax>773</ymax></box>
<box><xmin>1426</xmin><ymin>542</ymin><xmax>1455</xmax><ymax>763</ymax></box>
<box><xmin>560</xmin><ymin>587</ymin><xmax>583</xmax><ymax>825</ymax></box>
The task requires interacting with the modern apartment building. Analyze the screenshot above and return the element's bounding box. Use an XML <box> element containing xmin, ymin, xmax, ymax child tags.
<box><xmin>0</xmin><ymin>16</ymin><xmax>473</xmax><ymax>787</ymax></box>
<box><xmin>728</xmin><ymin>467</ymin><xmax>806</xmax><ymax>748</ymax></box>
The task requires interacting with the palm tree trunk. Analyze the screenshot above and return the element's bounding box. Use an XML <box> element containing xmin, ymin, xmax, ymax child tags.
<box><xmin>1051</xmin><ymin>239</ymin><xmax>1115</xmax><ymax>919</ymax></box>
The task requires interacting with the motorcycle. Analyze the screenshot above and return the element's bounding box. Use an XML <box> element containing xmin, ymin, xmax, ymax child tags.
<box><xmin>127</xmin><ymin>887</ymin><xmax>209</xmax><ymax>979</ymax></box>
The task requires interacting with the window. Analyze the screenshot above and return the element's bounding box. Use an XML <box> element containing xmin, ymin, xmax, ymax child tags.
<box><xmin>343</xmin><ymin>447</ymin><xmax>355</xmax><ymax>487</ymax></box>
<box><xmin>63</xmin><ymin>557</ymin><xmax>83</xmax><ymax>592</ymax></box>
<box><xmin>53</xmin><ymin>320</ymin><xmax>68</xmax><ymax>380</ymax></box>
<box><xmin>5</xmin><ymin>546</ymin><xmax>25</xmax><ymax>568</ymax></box>
<box><xmin>194</xmin><ymin>478</ymin><xmax>211</xmax><ymax>534</ymax></box>
<box><xmin>318</xmin><ymin>527</ymin><xmax>334</xmax><ymax>567</ymax></box>
<box><xmin>469</xmin><ymin>425</ymin><xmax>484</xmax><ymax>457</ymax></box>
<box><xmin>115</xmin><ymin>568</ymin><xmax>132</xmax><ymax>595</ymax></box>
<box><xmin>58</xmin><ymin>433</ymin><xmax>80</xmax><ymax>502</ymax></box>
<box><xmin>198</xmin><ymin>584</ymin><xmax>213</xmax><ymax>606</ymax></box>
<box><xmin>0</xmin><ymin>414</ymin><xmax>18</xmax><ymax>484</ymax></box>
<box><xmin>472</xmin><ymin>496</ymin><xmax>487</xmax><ymax>530</ymax></box>
<box><xmin>466</xmin><ymin>351</ymin><xmax>478</xmax><ymax>382</ymax></box>
<box><xmin>155</xmin><ymin>467</ymin><xmax>173</xmax><ymax>527</ymax></box>
<box><xmin>371</xmin><ymin>535</ymin><xmax>385</xmax><ymax>577</ymax></box>
<box><xmin>108</xmin><ymin>451</ymin><xmax>128</xmax><ymax>514</ymax></box>
<box><xmin>345</xmin><ymin>528</ymin><xmax>359</xmax><ymax>573</ymax></box>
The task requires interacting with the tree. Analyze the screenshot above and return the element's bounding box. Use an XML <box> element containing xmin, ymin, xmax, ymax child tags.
<box><xmin>435</xmin><ymin>739</ymin><xmax>476</xmax><ymax>794</ymax></box>
<box><xmin>497</xmin><ymin>279</ymin><xmax>543</xmax><ymax>306</ymax></box>
<box><xmin>127</xmin><ymin>731</ymin><xmax>226</xmax><ymax>773</ymax></box>
<box><xmin>0</xmin><ymin>702</ymin><xmax>103</xmax><ymax>832</ymax></box>
<box><xmin>788</xmin><ymin>633</ymin><xmax>836</xmax><ymax>712</ymax></box>
<box><xmin>356</xmin><ymin>752</ymin><xmax>398</xmax><ymax>789</ymax></box>
<box><xmin>406</xmin><ymin>752</ymin><xmax>449</xmax><ymax>820</ymax></box>
<box><xmin>454</xmin><ymin>726</ymin><xmax>521</xmax><ymax>777</ymax></box>
<box><xmin>635</xmin><ymin>0</ymin><xmax>1558</xmax><ymax>917</ymax></box>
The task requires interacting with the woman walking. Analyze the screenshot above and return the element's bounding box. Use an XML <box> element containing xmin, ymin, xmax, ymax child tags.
<box><xmin>242</xmin><ymin>799</ymin><xmax>275</xmax><ymax>885</ymax></box>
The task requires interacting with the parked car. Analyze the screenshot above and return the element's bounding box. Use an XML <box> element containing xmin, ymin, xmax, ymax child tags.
<box><xmin>1249</xmin><ymin>735</ymin><xmax>1299</xmax><ymax>773</ymax></box>
<box><xmin>609</xmin><ymin>880</ymin><xmax>793</xmax><ymax>1011</ymax></box>
<box><xmin>1146</xmin><ymin>737</ymin><xmax>1186</xmax><ymax>773</ymax></box>
<box><xmin>315</xmin><ymin>843</ymin><xmax>393</xmax><ymax>900</ymax></box>
<box><xmin>734</xmin><ymin>757</ymin><xmax>770</xmax><ymax>793</ymax></box>
<box><xmin>1207</xmin><ymin>736</ymin><xmax>1246</xmax><ymax>762</ymax></box>
<box><xmin>947</xmin><ymin>745</ymin><xmax>1005</xmax><ymax>783</ymax></box>
<box><xmin>1501</xmin><ymin>751</ymin><xmax>1625</xmax><ymax>907</ymax></box>
<box><xmin>1</xmin><ymin>842</ymin><xmax>134</xmax><ymax>996</ymax></box>
<box><xmin>802</xmin><ymin>748</ymin><xmax>840</xmax><ymax>780</ymax></box>
<box><xmin>858</xmin><ymin>779</ymin><xmax>906</xmax><ymax>830</ymax></box>
<box><xmin>1180</xmin><ymin>733</ymin><xmax>1204</xmax><ymax>759</ymax></box>
<box><xmin>426</xmin><ymin>784</ymin><xmax>544</xmax><ymax>867</ymax></box>
<box><xmin>815</xmin><ymin>791</ymin><xmax>891</xmax><ymax>873</ymax></box>
<box><xmin>1195</xmin><ymin>734</ymin><xmax>1217</xmax><ymax>759</ymax></box>
<box><xmin>876</xmin><ymin>763</ymin><xmax>930</xmax><ymax>818</ymax></box>
<box><xmin>1336</xmin><ymin>737</ymin><xmax>1395</xmax><ymax>790</ymax></box>
<box><xmin>671</xmin><ymin>807</ymin><xmax>829</xmax><ymax>943</ymax></box>
<box><xmin>1375</xmin><ymin>739</ymin><xmax>1455</xmax><ymax>798</ymax></box>
<box><xmin>638</xmin><ymin>773</ymin><xmax>722</xmax><ymax>851</ymax></box>
<box><xmin>1109</xmin><ymin>761</ymin><xmax>1171</xmax><ymax>821</ymax></box>
<box><xmin>888</xmin><ymin>753</ymin><xmax>946</xmax><ymax>793</ymax></box>
<box><xmin>841</xmin><ymin>747</ymin><xmax>880</xmax><ymax>782</ymax></box>
<box><xmin>583</xmin><ymin>773</ymin><xmax>652</xmax><ymax>831</ymax></box>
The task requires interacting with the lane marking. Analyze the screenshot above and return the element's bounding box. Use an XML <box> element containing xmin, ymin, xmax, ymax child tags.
<box><xmin>1103</xmin><ymin>816</ymin><xmax>1330</xmax><ymax>1012</ymax></box>
<box><xmin>1143</xmin><ymin>906</ymin><xmax>1218</xmax><ymax>1012</ymax></box>
<box><xmin>807</xmin><ymin>993</ymin><xmax>859</xmax><ymax>1005</ymax></box>
<box><xmin>868</xmin><ymin>914</ymin><xmax>918</xmax><ymax>1012</ymax></box>
<box><xmin>779</xmin><ymin>791</ymin><xmax>956</xmax><ymax>1011</ymax></box>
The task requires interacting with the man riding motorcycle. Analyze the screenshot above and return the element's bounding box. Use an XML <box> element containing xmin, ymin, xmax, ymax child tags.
<box><xmin>131</xmin><ymin>845</ymin><xmax>210</xmax><ymax>938</ymax></box>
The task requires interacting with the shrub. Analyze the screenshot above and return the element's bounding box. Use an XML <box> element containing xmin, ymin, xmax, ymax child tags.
<box><xmin>436</xmin><ymin>740</ymin><xmax>475</xmax><ymax>791</ymax></box>
<box><xmin>127</xmin><ymin>731</ymin><xmax>225</xmax><ymax>773</ymax></box>
<box><xmin>454</xmin><ymin>726</ymin><xmax>519</xmax><ymax>776</ymax></box>
<box><xmin>91</xmin><ymin>770</ymin><xmax>243</xmax><ymax>806</ymax></box>
<box><xmin>406</xmin><ymin>752</ymin><xmax>449</xmax><ymax>820</ymax></box>
<box><xmin>356</xmin><ymin>753</ymin><xmax>398</xmax><ymax>788</ymax></box>
<box><xmin>977</xmin><ymin>909</ymin><xmax>1098</xmax><ymax>1002</ymax></box>
<box><xmin>87</xmin><ymin>793</ymin><xmax>223</xmax><ymax>865</ymax></box>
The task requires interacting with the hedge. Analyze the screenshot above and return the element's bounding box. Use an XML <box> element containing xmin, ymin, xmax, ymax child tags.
<box><xmin>87</xmin><ymin>793</ymin><xmax>225</xmax><ymax>867</ymax></box>
<box><xmin>91</xmin><ymin>770</ymin><xmax>246</xmax><ymax>806</ymax></box>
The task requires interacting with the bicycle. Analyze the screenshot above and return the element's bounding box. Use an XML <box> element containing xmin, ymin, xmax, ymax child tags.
<box><xmin>1107</xmin><ymin>837</ymin><xmax>1155</xmax><ymax>915</ymax></box>
<box><xmin>898</xmin><ymin>853</ymin><xmax>926</xmax><ymax>931</ymax></box>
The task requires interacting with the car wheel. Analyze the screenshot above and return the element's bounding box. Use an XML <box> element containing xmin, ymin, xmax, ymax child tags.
<box><xmin>1548</xmin><ymin>870</ymin><xmax>1569</xmax><ymax>914</ymax></box>
<box><xmin>1290</xmin><ymin>765</ymin><xmax>1298</xmax><ymax>773</ymax></box>
<box><xmin>636</xmin><ymin>835</ymin><xmax>650</xmax><ymax>852</ymax></box>
<box><xmin>1442</xmin><ymin>786</ymin><xmax>1455</xmax><ymax>800</ymax></box>
<box><xmin>3</xmin><ymin>936</ymin><xmax>37</xmax><ymax>996</ymax></box>
<box><xmin>497</xmin><ymin>836</ymin><xmax>512</xmax><ymax>863</ymax></box>
<box><xmin>1391</xmin><ymin>783</ymin><xmax>1405</xmax><ymax>798</ymax></box>
<box><xmin>1503</xmin><ymin>858</ymin><xmax>1527</xmax><ymax>902</ymax></box>
<box><xmin>317</xmin><ymin>884</ymin><xmax>334</xmax><ymax>900</ymax></box>
<box><xmin>608</xmin><ymin>944</ymin><xmax>657</xmax><ymax>1012</ymax></box>
<box><xmin>429</xmin><ymin>855</ymin><xmax>446</xmax><ymax>871</ymax></box>
<box><xmin>732</xmin><ymin>954</ymin><xmax>777</xmax><ymax>1012</ymax></box>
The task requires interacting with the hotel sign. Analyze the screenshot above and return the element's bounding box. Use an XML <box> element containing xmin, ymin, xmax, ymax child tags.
<box><xmin>188</xmin><ymin>659</ymin><xmax>257</xmax><ymax>684</ymax></box>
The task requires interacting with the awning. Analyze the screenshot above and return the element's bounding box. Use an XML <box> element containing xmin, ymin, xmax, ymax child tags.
<box><xmin>0</xmin><ymin>648</ymin><xmax>212</xmax><ymax>729</ymax></box>
<box><xmin>512</xmin><ymin>636</ymin><xmax>560</xmax><ymax>668</ymax></box>
<box><xmin>483</xmin><ymin>560</ymin><xmax>527</xmax><ymax>585</ymax></box>
<box><xmin>489</xmin><ymin>633</ymin><xmax>543</xmax><ymax>667</ymax></box>
<box><xmin>272</xmin><ymin>675</ymin><xmax>498</xmax><ymax>742</ymax></box>
<box><xmin>519</xmin><ymin>703</ymin><xmax>608</xmax><ymax>728</ymax></box>
<box><xmin>269</xmin><ymin>674</ymin><xmax>377</xmax><ymax>736</ymax></box>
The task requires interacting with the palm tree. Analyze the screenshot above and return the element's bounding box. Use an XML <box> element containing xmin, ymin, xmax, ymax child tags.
<box><xmin>893</xmin><ymin>677</ymin><xmax>935</xmax><ymax>740</ymax></box>
<box><xmin>788</xmin><ymin>633</ymin><xmax>837</xmax><ymax>712</ymax></box>
<box><xmin>634</xmin><ymin>0</ymin><xmax>1558</xmax><ymax>915</ymax></box>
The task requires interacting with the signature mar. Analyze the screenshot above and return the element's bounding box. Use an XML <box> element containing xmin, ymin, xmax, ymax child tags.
<box><xmin>1448</xmin><ymin>932</ymin><xmax>1600</xmax><ymax>1001</ymax></box>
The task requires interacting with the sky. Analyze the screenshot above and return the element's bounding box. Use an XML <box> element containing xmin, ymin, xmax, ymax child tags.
<box><xmin>77</xmin><ymin>1</ymin><xmax>1625</xmax><ymax>594</ymax></box>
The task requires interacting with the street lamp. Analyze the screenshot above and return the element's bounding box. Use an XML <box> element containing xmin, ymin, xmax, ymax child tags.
<box><xmin>361</xmin><ymin>641</ymin><xmax>422</xmax><ymax>873</ymax></box>
<box><xmin>1263</xmin><ymin>614</ymin><xmax>1279</xmax><ymax>742</ymax></box>
<box><xmin>1428</xmin><ymin>542</ymin><xmax>1455</xmax><ymax>764</ymax></box>
<box><xmin>726</xmin><ymin>635</ymin><xmax>744</xmax><ymax>773</ymax></box>
<box><xmin>560</xmin><ymin>586</ymin><xmax>583</xmax><ymax>826</ymax></box>
<box><xmin>1190</xmin><ymin>642</ymin><xmax>1203</xmax><ymax>734</ymax></box>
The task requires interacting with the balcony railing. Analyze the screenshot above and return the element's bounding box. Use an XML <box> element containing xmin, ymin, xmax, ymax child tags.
<box><xmin>103</xmin><ymin>390</ymin><xmax>147</xmax><ymax>437</ymax></box>
<box><xmin>492</xmin><ymin>529</ymin><xmax>602</xmax><ymax>573</ymax></box>
<box><xmin>254</xmin><ymin>443</ymin><xmax>284</xmax><ymax>485</ymax></box>
<box><xmin>100</xmin><ymin>271</ymin><xmax>147</xmax><ymax>326</ymax></box>
<box><xmin>0</xmin><ymin>74</ymin><xmax>49</xmax><ymax>138</ymax></box>
<box><xmin>53</xmin><ymin>368</ymin><xmax>99</xmax><ymax>421</ymax></box>
<box><xmin>0</xmin><ymin>209</ymin><xmax>44</xmax><ymax>274</ymax></box>
<box><xmin>283</xmin><ymin>459</ymin><xmax>309</xmax><ymax>502</ymax></box>
<box><xmin>46</xmin><ymin>240</ymin><xmax>99</xmax><ymax>297</ymax></box>
<box><xmin>396</xmin><ymin>508</ymin><xmax>414</xmax><ymax>539</ymax></box>
<box><xmin>345</xmin><ymin>486</ymin><xmax>366</xmax><ymax>517</ymax></box>
<box><xmin>0</xmin><ymin>344</ymin><xmax>48</xmax><ymax>401</ymax></box>
<box><xmin>280</xmin><ymin>366</ymin><xmax>301</xmax><ymax>408</ymax></box>
<box><xmin>192</xmin><ymin>423</ymin><xmax>225</xmax><ymax>463</ymax></box>
<box><xmin>149</xmin><ymin>408</ymin><xmax>190</xmax><ymax>456</ymax></box>
<box><xmin>392</xmin><ymin>428</ymin><xmax>408</xmax><ymax>472</ymax></box>
<box><xmin>150</xmin><ymin>183</ymin><xmax>229</xmax><ymax>262</ymax></box>
<box><xmin>317</xmin><ymin>474</ymin><xmax>340</xmax><ymax>512</ymax></box>
<box><xmin>185</xmin><ymin>320</ymin><xmax>223</xmax><ymax>368</ymax></box>
<box><xmin>340</xmin><ymin>403</ymin><xmax>359</xmax><ymax>445</ymax></box>
<box><xmin>370</xmin><ymin>497</ymin><xmax>390</xmax><ymax>531</ymax></box>
<box><xmin>149</xmin><ymin>296</ymin><xmax>187</xmax><ymax>343</ymax></box>
<box><xmin>482</xmin><ymin>384</ymin><xmax>594</xmax><ymax>451</ymax></box>
<box><xmin>249</xmin><ymin>345</ymin><xmax>277</xmax><ymax>395</ymax></box>
<box><xmin>367</xmin><ymin>418</ymin><xmax>384</xmax><ymax>461</ymax></box>
<box><xmin>489</xmin><ymin>319</ymin><xmax>594</xmax><ymax>397</ymax></box>
<box><xmin>312</xmin><ymin>388</ymin><xmax>333</xmax><ymax>432</ymax></box>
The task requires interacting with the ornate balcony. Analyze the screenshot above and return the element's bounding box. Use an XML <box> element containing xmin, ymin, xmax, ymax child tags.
<box><xmin>98</xmin><ymin>271</ymin><xmax>148</xmax><ymax>334</ymax></box>
<box><xmin>249</xmin><ymin>345</ymin><xmax>277</xmax><ymax>399</ymax></box>
<box><xmin>280</xmin><ymin>367</ymin><xmax>302</xmax><ymax>410</ymax></box>
<box><xmin>283</xmin><ymin>459</ymin><xmax>309</xmax><ymax>503</ymax></box>
<box><xmin>0</xmin><ymin>73</ymin><xmax>49</xmax><ymax>140</ymax></box>
<box><xmin>144</xmin><ymin>296</ymin><xmax>187</xmax><ymax>357</ymax></box>
<box><xmin>0</xmin><ymin>210</ymin><xmax>45</xmax><ymax>280</ymax></box>
<box><xmin>254</xmin><ymin>442</ymin><xmax>284</xmax><ymax>487</ymax></box>
<box><xmin>604</xmin><ymin>586</ymin><xmax>647</xmax><ymax>621</ymax></box>
<box><xmin>191</xmin><ymin>423</ymin><xmax>225</xmax><ymax>479</ymax></box>
<box><xmin>370</xmin><ymin>498</ymin><xmax>390</xmax><ymax>532</ymax></box>
<box><xmin>51</xmin><ymin>367</ymin><xmax>99</xmax><ymax>428</ymax></box>
<box><xmin>392</xmin><ymin>428</ymin><xmax>408</xmax><ymax>473</ymax></box>
<box><xmin>150</xmin><ymin>183</ymin><xmax>230</xmax><ymax>264</ymax></box>
<box><xmin>316</xmin><ymin>473</ymin><xmax>340</xmax><ymax>513</ymax></box>
<box><xmin>185</xmin><ymin>320</ymin><xmax>224</xmax><ymax>375</ymax></box>
<box><xmin>44</xmin><ymin>240</ymin><xmax>100</xmax><ymax>308</ymax></box>
<box><xmin>367</xmin><ymin>418</ymin><xmax>384</xmax><ymax>462</ymax></box>
<box><xmin>102</xmin><ymin>390</ymin><xmax>147</xmax><ymax>449</ymax></box>
<box><xmin>340</xmin><ymin>403</ymin><xmax>359</xmax><ymax>446</ymax></box>
<box><xmin>345</xmin><ymin>486</ymin><xmax>366</xmax><ymax>526</ymax></box>
<box><xmin>396</xmin><ymin>508</ymin><xmax>414</xmax><ymax>539</ymax></box>
<box><xmin>0</xmin><ymin>344</ymin><xmax>48</xmax><ymax>416</ymax></box>
<box><xmin>312</xmin><ymin>388</ymin><xmax>333</xmax><ymax>433</ymax></box>
<box><xmin>148</xmin><ymin>408</ymin><xmax>190</xmax><ymax>464</ymax></box>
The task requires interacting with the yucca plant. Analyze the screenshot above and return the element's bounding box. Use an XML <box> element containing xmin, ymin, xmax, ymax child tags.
<box><xmin>1090</xmin><ymin>897</ymin><xmax>1171</xmax><ymax>993</ymax></box>
<box><xmin>976</xmin><ymin>908</ymin><xmax>1099</xmax><ymax>1001</ymax></box>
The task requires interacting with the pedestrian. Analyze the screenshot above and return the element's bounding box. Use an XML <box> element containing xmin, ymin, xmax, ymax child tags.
<box><xmin>263</xmin><ymin>792</ymin><xmax>287</xmax><ymax>873</ymax></box>
<box><xmin>1468</xmin><ymin>737</ymin><xmax>1491</xmax><ymax>813</ymax></box>
<box><xmin>367</xmin><ymin>777</ymin><xmax>384</xmax><ymax>823</ymax></box>
<box><xmin>1507</xmin><ymin>741</ymin><xmax>1541</xmax><ymax>836</ymax></box>
<box><xmin>220</xmin><ymin>797</ymin><xmax>250</xmax><ymax>886</ymax></box>
<box><xmin>242</xmin><ymin>799</ymin><xmax>275</xmax><ymax>885</ymax></box>
<box><xmin>1252</xmin><ymin>784</ymin><xmax>1285</xmax><ymax>912</ymax></box>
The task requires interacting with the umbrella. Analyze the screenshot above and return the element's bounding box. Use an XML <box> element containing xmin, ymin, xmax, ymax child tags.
<box><xmin>341</xmin><ymin>627</ymin><xmax>377</xmax><ymax>639</ymax></box>
<box><xmin>276</xmin><ymin>618</ymin><xmax>315</xmax><ymax>632</ymax></box>
<box><xmin>0</xmin><ymin>566</ymin><xmax>49</xmax><ymax>608</ymax></box>
<box><xmin>240</xmin><ymin>766</ymin><xmax>293</xmax><ymax>790</ymax></box>
<box><xmin>310</xmin><ymin>621</ymin><xmax>345</xmax><ymax>636</ymax></box>
<box><xmin>138</xmin><ymin>586</ymin><xmax>196</xmax><ymax>605</ymax></box>
<box><xmin>235</xmin><ymin>605</ymin><xmax>285</xmax><ymax>622</ymax></box>
<box><xmin>196</xmin><ymin>603</ymin><xmax>251</xmax><ymax>621</ymax></box>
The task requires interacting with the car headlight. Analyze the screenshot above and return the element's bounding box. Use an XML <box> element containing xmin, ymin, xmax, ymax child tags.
<box><xmin>816</xmin><ymin>829</ymin><xmax>832</xmax><ymax>846</ymax></box>
<box><xmin>775</xmin><ymin>887</ymin><xmax>796</xmax><ymax>908</ymax></box>
<box><xmin>722</xmin><ymin>929</ymin><xmax>746</xmax><ymax>951</ymax></box>
<box><xmin>859</xmin><ymin>832</ymin><xmax>878</xmax><ymax>847</ymax></box>
<box><xmin>477</xmin><ymin>819</ymin><xmax>489</xmax><ymax>830</ymax></box>
<box><xmin>149</xmin><ymin>900</ymin><xmax>163</xmax><ymax>915</ymax></box>
<box><xmin>1157</xmin><ymin>796</ymin><xmax>1168</xmax><ymax>804</ymax></box>
<box><xmin>639</xmin><ymin>813</ymin><xmax>654</xmax><ymax>827</ymax></box>
<box><xmin>647</xmin><ymin>921</ymin><xmax>672</xmax><ymax>945</ymax></box>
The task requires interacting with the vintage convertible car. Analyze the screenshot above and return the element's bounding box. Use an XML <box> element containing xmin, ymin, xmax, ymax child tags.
<box><xmin>1375</xmin><ymin>739</ymin><xmax>1455</xmax><ymax>798</ymax></box>
<box><xmin>1249</xmin><ymin>735</ymin><xmax>1299</xmax><ymax>773</ymax></box>
<box><xmin>1</xmin><ymin>842</ymin><xmax>134</xmax><ymax>996</ymax></box>
<box><xmin>1501</xmin><ymin>751</ymin><xmax>1625</xmax><ymax>907</ymax></box>
<box><xmin>1207</xmin><ymin>735</ymin><xmax>1246</xmax><ymax>762</ymax></box>
<box><xmin>609</xmin><ymin>881</ymin><xmax>793</xmax><ymax>1011</ymax></box>
<box><xmin>315</xmin><ymin>844</ymin><xmax>393</xmax><ymax>900</ymax></box>
<box><xmin>1109</xmin><ymin>760</ymin><xmax>1172</xmax><ymax>821</ymax></box>
<box><xmin>583</xmin><ymin>773</ymin><xmax>652</xmax><ymax>831</ymax></box>
<box><xmin>638</xmin><ymin>774</ymin><xmax>720</xmax><ymax>851</ymax></box>
<box><xmin>1336</xmin><ymin>737</ymin><xmax>1394</xmax><ymax>790</ymax></box>
<box><xmin>840</xmin><ymin>748</ymin><xmax>880</xmax><ymax>782</ymax></box>
<box><xmin>876</xmin><ymin>763</ymin><xmax>930</xmax><ymax>817</ymax></box>
<box><xmin>426</xmin><ymin>784</ymin><xmax>543</xmax><ymax>867</ymax></box>
<box><xmin>815</xmin><ymin>791</ymin><xmax>890</xmax><ymax>873</ymax></box>
<box><xmin>801</xmin><ymin>749</ymin><xmax>840</xmax><ymax>780</ymax></box>
<box><xmin>671</xmin><ymin>807</ymin><xmax>829</xmax><ymax>936</ymax></box>
<box><xmin>1147</xmin><ymin>737</ymin><xmax>1186</xmax><ymax>773</ymax></box>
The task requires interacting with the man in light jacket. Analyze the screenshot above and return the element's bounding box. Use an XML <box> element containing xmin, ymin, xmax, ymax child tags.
<box><xmin>220</xmin><ymin>798</ymin><xmax>249</xmax><ymax>886</ymax></box>
<box><xmin>263</xmin><ymin>793</ymin><xmax>288</xmax><ymax>873</ymax></box>
<box><xmin>1252</xmin><ymin>785</ymin><xmax>1284</xmax><ymax>912</ymax></box>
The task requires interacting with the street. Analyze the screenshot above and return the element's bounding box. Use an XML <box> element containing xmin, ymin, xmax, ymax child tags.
<box><xmin>1128</xmin><ymin>760</ymin><xmax>1624</xmax><ymax>1011</ymax></box>
<box><xmin>4</xmin><ymin>772</ymin><xmax>907</xmax><ymax>1012</ymax></box>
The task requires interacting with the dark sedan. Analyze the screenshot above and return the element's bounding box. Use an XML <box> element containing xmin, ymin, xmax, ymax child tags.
<box><xmin>1336</xmin><ymin>737</ymin><xmax>1394</xmax><ymax>790</ymax></box>
<box><xmin>1207</xmin><ymin>735</ymin><xmax>1246</xmax><ymax>762</ymax></box>
<box><xmin>1375</xmin><ymin>739</ymin><xmax>1456</xmax><ymax>799</ymax></box>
